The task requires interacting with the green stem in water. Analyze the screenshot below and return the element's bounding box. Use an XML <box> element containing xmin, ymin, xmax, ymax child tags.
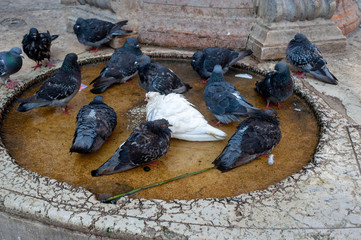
<box><xmin>104</xmin><ymin>166</ymin><xmax>217</xmax><ymax>203</ymax></box>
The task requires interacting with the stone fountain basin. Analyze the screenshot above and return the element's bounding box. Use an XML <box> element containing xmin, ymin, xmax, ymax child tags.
<box><xmin>0</xmin><ymin>48</ymin><xmax>360</xmax><ymax>239</ymax></box>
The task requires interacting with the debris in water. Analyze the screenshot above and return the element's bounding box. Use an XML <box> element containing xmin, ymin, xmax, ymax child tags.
<box><xmin>268</xmin><ymin>154</ymin><xmax>274</xmax><ymax>165</ymax></box>
<box><xmin>79</xmin><ymin>83</ymin><xmax>88</xmax><ymax>91</ymax></box>
<box><xmin>235</xmin><ymin>73</ymin><xmax>253</xmax><ymax>79</ymax></box>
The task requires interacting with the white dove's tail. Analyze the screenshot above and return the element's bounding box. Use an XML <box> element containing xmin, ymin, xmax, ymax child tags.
<box><xmin>172</xmin><ymin>124</ymin><xmax>227</xmax><ymax>141</ymax></box>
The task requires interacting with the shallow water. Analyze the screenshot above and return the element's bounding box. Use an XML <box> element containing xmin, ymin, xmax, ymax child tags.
<box><xmin>1</xmin><ymin>59</ymin><xmax>319</xmax><ymax>201</ymax></box>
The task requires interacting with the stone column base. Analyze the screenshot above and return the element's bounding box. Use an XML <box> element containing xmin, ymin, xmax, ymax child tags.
<box><xmin>247</xmin><ymin>18</ymin><xmax>347</xmax><ymax>61</ymax></box>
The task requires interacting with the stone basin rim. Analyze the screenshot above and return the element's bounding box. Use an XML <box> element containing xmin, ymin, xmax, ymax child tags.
<box><xmin>0</xmin><ymin>49</ymin><xmax>329</xmax><ymax>238</ymax></box>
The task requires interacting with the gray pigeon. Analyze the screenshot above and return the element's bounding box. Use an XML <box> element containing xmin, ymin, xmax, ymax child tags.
<box><xmin>90</xmin><ymin>38</ymin><xmax>142</xmax><ymax>93</ymax></box>
<box><xmin>0</xmin><ymin>47</ymin><xmax>24</xmax><ymax>89</ymax></box>
<box><xmin>286</xmin><ymin>33</ymin><xmax>338</xmax><ymax>85</ymax></box>
<box><xmin>255</xmin><ymin>62</ymin><xmax>294</xmax><ymax>109</ymax></box>
<box><xmin>17</xmin><ymin>53</ymin><xmax>81</xmax><ymax>113</ymax></box>
<box><xmin>70</xmin><ymin>95</ymin><xmax>117</xmax><ymax>153</ymax></box>
<box><xmin>136</xmin><ymin>55</ymin><xmax>191</xmax><ymax>94</ymax></box>
<box><xmin>22</xmin><ymin>28</ymin><xmax>59</xmax><ymax>69</ymax></box>
<box><xmin>192</xmin><ymin>47</ymin><xmax>253</xmax><ymax>80</ymax></box>
<box><xmin>213</xmin><ymin>109</ymin><xmax>281</xmax><ymax>172</ymax></box>
<box><xmin>73</xmin><ymin>18</ymin><xmax>132</xmax><ymax>52</ymax></box>
<box><xmin>91</xmin><ymin>119</ymin><xmax>171</xmax><ymax>176</ymax></box>
<box><xmin>203</xmin><ymin>65</ymin><xmax>261</xmax><ymax>124</ymax></box>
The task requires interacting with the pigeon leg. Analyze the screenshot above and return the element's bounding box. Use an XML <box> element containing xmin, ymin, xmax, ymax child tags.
<box><xmin>145</xmin><ymin>161</ymin><xmax>160</xmax><ymax>167</ymax></box>
<box><xmin>33</xmin><ymin>62</ymin><xmax>42</xmax><ymax>70</ymax></box>
<box><xmin>47</xmin><ymin>60</ymin><xmax>55</xmax><ymax>68</ymax></box>
<box><xmin>200</xmin><ymin>79</ymin><xmax>209</xmax><ymax>84</ymax></box>
<box><xmin>277</xmin><ymin>102</ymin><xmax>284</xmax><ymax>109</ymax></box>
<box><xmin>295</xmin><ymin>71</ymin><xmax>306</xmax><ymax>78</ymax></box>
<box><xmin>62</xmin><ymin>105</ymin><xmax>72</xmax><ymax>114</ymax></box>
<box><xmin>87</xmin><ymin>47</ymin><xmax>99</xmax><ymax>53</ymax></box>
<box><xmin>211</xmin><ymin>121</ymin><xmax>222</xmax><ymax>126</ymax></box>
<box><xmin>265</xmin><ymin>102</ymin><xmax>271</xmax><ymax>109</ymax></box>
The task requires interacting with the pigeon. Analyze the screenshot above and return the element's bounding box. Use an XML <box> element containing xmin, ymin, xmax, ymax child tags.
<box><xmin>90</xmin><ymin>38</ymin><xmax>142</xmax><ymax>94</ymax></box>
<box><xmin>22</xmin><ymin>28</ymin><xmax>59</xmax><ymax>69</ymax></box>
<box><xmin>146</xmin><ymin>92</ymin><xmax>227</xmax><ymax>141</ymax></box>
<box><xmin>191</xmin><ymin>47</ymin><xmax>253</xmax><ymax>80</ymax></box>
<box><xmin>70</xmin><ymin>95</ymin><xmax>117</xmax><ymax>153</ymax></box>
<box><xmin>0</xmin><ymin>47</ymin><xmax>24</xmax><ymax>89</ymax></box>
<box><xmin>286</xmin><ymin>33</ymin><xmax>338</xmax><ymax>85</ymax></box>
<box><xmin>136</xmin><ymin>55</ymin><xmax>192</xmax><ymax>94</ymax></box>
<box><xmin>213</xmin><ymin>109</ymin><xmax>281</xmax><ymax>172</ymax></box>
<box><xmin>255</xmin><ymin>61</ymin><xmax>294</xmax><ymax>109</ymax></box>
<box><xmin>17</xmin><ymin>53</ymin><xmax>81</xmax><ymax>113</ymax></box>
<box><xmin>203</xmin><ymin>65</ymin><xmax>261</xmax><ymax>124</ymax></box>
<box><xmin>91</xmin><ymin>119</ymin><xmax>171</xmax><ymax>176</ymax></box>
<box><xmin>73</xmin><ymin>17</ymin><xmax>132</xmax><ymax>52</ymax></box>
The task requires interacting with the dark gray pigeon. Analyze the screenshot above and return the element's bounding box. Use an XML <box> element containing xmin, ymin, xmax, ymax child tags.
<box><xmin>136</xmin><ymin>55</ymin><xmax>191</xmax><ymax>94</ymax></box>
<box><xmin>0</xmin><ymin>47</ymin><xmax>24</xmax><ymax>89</ymax></box>
<box><xmin>91</xmin><ymin>119</ymin><xmax>171</xmax><ymax>176</ymax></box>
<box><xmin>255</xmin><ymin>62</ymin><xmax>294</xmax><ymax>109</ymax></box>
<box><xmin>203</xmin><ymin>65</ymin><xmax>261</xmax><ymax>124</ymax></box>
<box><xmin>286</xmin><ymin>33</ymin><xmax>338</xmax><ymax>85</ymax></box>
<box><xmin>192</xmin><ymin>47</ymin><xmax>253</xmax><ymax>80</ymax></box>
<box><xmin>22</xmin><ymin>28</ymin><xmax>59</xmax><ymax>69</ymax></box>
<box><xmin>17</xmin><ymin>53</ymin><xmax>81</xmax><ymax>113</ymax></box>
<box><xmin>73</xmin><ymin>18</ymin><xmax>132</xmax><ymax>52</ymax></box>
<box><xmin>70</xmin><ymin>95</ymin><xmax>117</xmax><ymax>154</ymax></box>
<box><xmin>90</xmin><ymin>38</ymin><xmax>142</xmax><ymax>93</ymax></box>
<box><xmin>213</xmin><ymin>109</ymin><xmax>281</xmax><ymax>172</ymax></box>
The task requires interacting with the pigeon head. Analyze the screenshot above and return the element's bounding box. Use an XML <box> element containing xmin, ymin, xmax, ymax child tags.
<box><xmin>135</xmin><ymin>55</ymin><xmax>151</xmax><ymax>69</ymax></box>
<box><xmin>149</xmin><ymin>119</ymin><xmax>172</xmax><ymax>135</ymax></box>
<box><xmin>274</xmin><ymin>61</ymin><xmax>289</xmax><ymax>72</ymax></box>
<box><xmin>208</xmin><ymin>65</ymin><xmax>225</xmax><ymax>83</ymax></box>
<box><xmin>9</xmin><ymin>47</ymin><xmax>24</xmax><ymax>58</ymax></box>
<box><xmin>73</xmin><ymin>18</ymin><xmax>85</xmax><ymax>34</ymax></box>
<box><xmin>145</xmin><ymin>91</ymin><xmax>161</xmax><ymax>102</ymax></box>
<box><xmin>61</xmin><ymin>53</ymin><xmax>79</xmax><ymax>72</ymax></box>
<box><xmin>191</xmin><ymin>51</ymin><xmax>204</xmax><ymax>69</ymax></box>
<box><xmin>293</xmin><ymin>33</ymin><xmax>309</xmax><ymax>43</ymax></box>
<box><xmin>90</xmin><ymin>95</ymin><xmax>104</xmax><ymax>104</ymax></box>
<box><xmin>252</xmin><ymin>109</ymin><xmax>280</xmax><ymax>125</ymax></box>
<box><xmin>124</xmin><ymin>38</ymin><xmax>140</xmax><ymax>49</ymax></box>
<box><xmin>29</xmin><ymin>28</ymin><xmax>39</xmax><ymax>40</ymax></box>
<box><xmin>192</xmin><ymin>51</ymin><xmax>203</xmax><ymax>62</ymax></box>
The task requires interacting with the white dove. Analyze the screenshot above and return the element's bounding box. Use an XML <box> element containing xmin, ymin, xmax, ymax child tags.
<box><xmin>145</xmin><ymin>91</ymin><xmax>227</xmax><ymax>141</ymax></box>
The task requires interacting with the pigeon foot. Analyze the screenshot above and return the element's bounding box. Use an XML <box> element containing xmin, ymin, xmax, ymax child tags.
<box><xmin>6</xmin><ymin>80</ymin><xmax>19</xmax><ymax>89</ymax></box>
<box><xmin>47</xmin><ymin>60</ymin><xmax>54</xmax><ymax>68</ymax></box>
<box><xmin>62</xmin><ymin>105</ymin><xmax>72</xmax><ymax>114</ymax></box>
<box><xmin>33</xmin><ymin>63</ymin><xmax>42</xmax><ymax>70</ymax></box>
<box><xmin>200</xmin><ymin>79</ymin><xmax>209</xmax><ymax>84</ymax></box>
<box><xmin>87</xmin><ymin>47</ymin><xmax>99</xmax><ymax>53</ymax></box>
<box><xmin>277</xmin><ymin>102</ymin><xmax>284</xmax><ymax>109</ymax></box>
<box><xmin>295</xmin><ymin>71</ymin><xmax>306</xmax><ymax>78</ymax></box>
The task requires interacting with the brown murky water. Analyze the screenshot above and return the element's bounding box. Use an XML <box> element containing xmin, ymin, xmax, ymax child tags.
<box><xmin>1</xmin><ymin>59</ymin><xmax>319</xmax><ymax>201</ymax></box>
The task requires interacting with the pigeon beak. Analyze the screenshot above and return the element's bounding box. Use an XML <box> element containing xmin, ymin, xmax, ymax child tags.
<box><xmin>20</xmin><ymin>54</ymin><xmax>25</xmax><ymax>59</ymax></box>
<box><xmin>135</xmin><ymin>44</ymin><xmax>140</xmax><ymax>49</ymax></box>
<box><xmin>144</xmin><ymin>96</ymin><xmax>149</xmax><ymax>102</ymax></box>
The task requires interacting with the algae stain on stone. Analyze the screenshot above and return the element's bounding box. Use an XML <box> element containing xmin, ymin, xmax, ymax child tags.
<box><xmin>1</xmin><ymin>59</ymin><xmax>319</xmax><ymax>201</ymax></box>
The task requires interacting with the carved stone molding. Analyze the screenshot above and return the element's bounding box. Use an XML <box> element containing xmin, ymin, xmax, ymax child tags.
<box><xmin>256</xmin><ymin>0</ymin><xmax>336</xmax><ymax>23</ymax></box>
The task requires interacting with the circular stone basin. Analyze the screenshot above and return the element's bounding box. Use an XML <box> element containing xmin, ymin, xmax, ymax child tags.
<box><xmin>1</xmin><ymin>58</ymin><xmax>319</xmax><ymax>201</ymax></box>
